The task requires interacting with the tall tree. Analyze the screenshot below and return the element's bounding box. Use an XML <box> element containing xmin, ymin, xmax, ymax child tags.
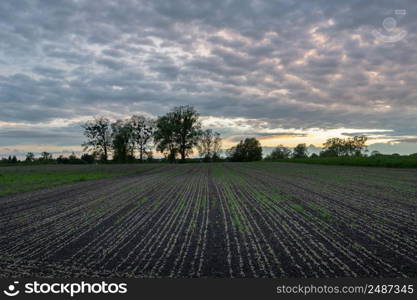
<box><xmin>111</xmin><ymin>119</ymin><xmax>134</xmax><ymax>162</ymax></box>
<box><xmin>212</xmin><ymin>131</ymin><xmax>222</xmax><ymax>161</ymax></box>
<box><xmin>154</xmin><ymin>105</ymin><xmax>202</xmax><ymax>162</ymax></box>
<box><xmin>173</xmin><ymin>105</ymin><xmax>202</xmax><ymax>162</ymax></box>
<box><xmin>82</xmin><ymin>117</ymin><xmax>112</xmax><ymax>161</ymax></box>
<box><xmin>322</xmin><ymin>137</ymin><xmax>346</xmax><ymax>157</ymax></box>
<box><xmin>130</xmin><ymin>115</ymin><xmax>154</xmax><ymax>162</ymax></box>
<box><xmin>198</xmin><ymin>129</ymin><xmax>222</xmax><ymax>162</ymax></box>
<box><xmin>321</xmin><ymin>135</ymin><xmax>367</xmax><ymax>157</ymax></box>
<box><xmin>154</xmin><ymin>114</ymin><xmax>178</xmax><ymax>162</ymax></box>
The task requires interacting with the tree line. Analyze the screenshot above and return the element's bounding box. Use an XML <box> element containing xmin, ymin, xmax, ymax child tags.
<box><xmin>81</xmin><ymin>105</ymin><xmax>222</xmax><ymax>163</ymax></box>
<box><xmin>265</xmin><ymin>135</ymin><xmax>369</xmax><ymax>160</ymax></box>
<box><xmin>78</xmin><ymin>106</ymin><xmax>374</xmax><ymax>163</ymax></box>
<box><xmin>2</xmin><ymin>105</ymin><xmax>417</xmax><ymax>164</ymax></box>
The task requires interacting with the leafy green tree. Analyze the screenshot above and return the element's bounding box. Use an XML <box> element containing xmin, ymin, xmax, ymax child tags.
<box><xmin>321</xmin><ymin>138</ymin><xmax>345</xmax><ymax>157</ymax></box>
<box><xmin>130</xmin><ymin>115</ymin><xmax>154</xmax><ymax>162</ymax></box>
<box><xmin>228</xmin><ymin>138</ymin><xmax>262</xmax><ymax>162</ymax></box>
<box><xmin>82</xmin><ymin>117</ymin><xmax>112</xmax><ymax>161</ymax></box>
<box><xmin>322</xmin><ymin>135</ymin><xmax>367</xmax><ymax>157</ymax></box>
<box><xmin>154</xmin><ymin>114</ymin><xmax>178</xmax><ymax>162</ymax></box>
<box><xmin>111</xmin><ymin>119</ymin><xmax>134</xmax><ymax>162</ymax></box>
<box><xmin>172</xmin><ymin>105</ymin><xmax>202</xmax><ymax>162</ymax></box>
<box><xmin>348</xmin><ymin>135</ymin><xmax>368</xmax><ymax>156</ymax></box>
<box><xmin>266</xmin><ymin>144</ymin><xmax>291</xmax><ymax>160</ymax></box>
<box><xmin>154</xmin><ymin>105</ymin><xmax>202</xmax><ymax>162</ymax></box>
<box><xmin>292</xmin><ymin>143</ymin><xmax>308</xmax><ymax>158</ymax></box>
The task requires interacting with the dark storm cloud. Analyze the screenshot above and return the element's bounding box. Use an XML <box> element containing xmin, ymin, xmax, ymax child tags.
<box><xmin>0</xmin><ymin>0</ymin><xmax>416</xmax><ymax>150</ymax></box>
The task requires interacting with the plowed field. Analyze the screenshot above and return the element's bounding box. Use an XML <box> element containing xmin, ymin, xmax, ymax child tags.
<box><xmin>1</xmin><ymin>163</ymin><xmax>416</xmax><ymax>278</ymax></box>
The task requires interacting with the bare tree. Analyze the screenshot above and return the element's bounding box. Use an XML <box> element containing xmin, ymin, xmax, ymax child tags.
<box><xmin>130</xmin><ymin>115</ymin><xmax>154</xmax><ymax>162</ymax></box>
<box><xmin>82</xmin><ymin>117</ymin><xmax>112</xmax><ymax>161</ymax></box>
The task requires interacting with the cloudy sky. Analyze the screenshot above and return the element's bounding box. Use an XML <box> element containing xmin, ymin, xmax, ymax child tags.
<box><xmin>1</xmin><ymin>0</ymin><xmax>417</xmax><ymax>157</ymax></box>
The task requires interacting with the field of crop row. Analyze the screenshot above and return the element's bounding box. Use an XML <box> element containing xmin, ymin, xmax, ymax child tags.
<box><xmin>1</xmin><ymin>163</ymin><xmax>416</xmax><ymax>277</ymax></box>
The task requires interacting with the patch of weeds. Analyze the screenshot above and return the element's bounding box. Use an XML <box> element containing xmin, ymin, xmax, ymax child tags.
<box><xmin>289</xmin><ymin>203</ymin><xmax>304</xmax><ymax>213</ymax></box>
<box><xmin>306</xmin><ymin>202</ymin><xmax>335</xmax><ymax>222</ymax></box>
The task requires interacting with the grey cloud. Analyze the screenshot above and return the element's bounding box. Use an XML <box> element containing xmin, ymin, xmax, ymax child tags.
<box><xmin>229</xmin><ymin>132</ymin><xmax>307</xmax><ymax>143</ymax></box>
<box><xmin>392</xmin><ymin>138</ymin><xmax>417</xmax><ymax>144</ymax></box>
<box><xmin>0</xmin><ymin>0</ymin><xmax>416</xmax><ymax>153</ymax></box>
<box><xmin>96</xmin><ymin>58</ymin><xmax>127</xmax><ymax>70</ymax></box>
<box><xmin>0</xmin><ymin>124</ymin><xmax>83</xmax><ymax>147</ymax></box>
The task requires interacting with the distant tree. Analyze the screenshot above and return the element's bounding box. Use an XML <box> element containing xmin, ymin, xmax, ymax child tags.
<box><xmin>370</xmin><ymin>150</ymin><xmax>382</xmax><ymax>157</ymax></box>
<box><xmin>198</xmin><ymin>129</ymin><xmax>222</xmax><ymax>162</ymax></box>
<box><xmin>310</xmin><ymin>153</ymin><xmax>319</xmax><ymax>158</ymax></box>
<box><xmin>11</xmin><ymin>156</ymin><xmax>18</xmax><ymax>163</ymax></box>
<box><xmin>292</xmin><ymin>143</ymin><xmax>308</xmax><ymax>158</ymax></box>
<box><xmin>410</xmin><ymin>153</ymin><xmax>417</xmax><ymax>158</ymax></box>
<box><xmin>319</xmin><ymin>149</ymin><xmax>335</xmax><ymax>157</ymax></box>
<box><xmin>57</xmin><ymin>155</ymin><xmax>69</xmax><ymax>164</ymax></box>
<box><xmin>212</xmin><ymin>132</ymin><xmax>222</xmax><ymax>161</ymax></box>
<box><xmin>111</xmin><ymin>119</ymin><xmax>134</xmax><ymax>163</ymax></box>
<box><xmin>68</xmin><ymin>152</ymin><xmax>80</xmax><ymax>164</ymax></box>
<box><xmin>322</xmin><ymin>135</ymin><xmax>367</xmax><ymax>157</ymax></box>
<box><xmin>173</xmin><ymin>105</ymin><xmax>202</xmax><ymax>162</ymax></box>
<box><xmin>82</xmin><ymin>117</ymin><xmax>112</xmax><ymax>162</ymax></box>
<box><xmin>266</xmin><ymin>144</ymin><xmax>291</xmax><ymax>160</ymax></box>
<box><xmin>40</xmin><ymin>151</ymin><xmax>53</xmax><ymax>160</ymax></box>
<box><xmin>154</xmin><ymin>114</ymin><xmax>178</xmax><ymax>162</ymax></box>
<box><xmin>227</xmin><ymin>138</ymin><xmax>262</xmax><ymax>162</ymax></box>
<box><xmin>346</xmin><ymin>135</ymin><xmax>368</xmax><ymax>156</ymax></box>
<box><xmin>130</xmin><ymin>115</ymin><xmax>154</xmax><ymax>162</ymax></box>
<box><xmin>321</xmin><ymin>137</ymin><xmax>345</xmax><ymax>157</ymax></box>
<box><xmin>25</xmin><ymin>152</ymin><xmax>35</xmax><ymax>162</ymax></box>
<box><xmin>81</xmin><ymin>153</ymin><xmax>95</xmax><ymax>164</ymax></box>
<box><xmin>154</xmin><ymin>105</ymin><xmax>202</xmax><ymax>162</ymax></box>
